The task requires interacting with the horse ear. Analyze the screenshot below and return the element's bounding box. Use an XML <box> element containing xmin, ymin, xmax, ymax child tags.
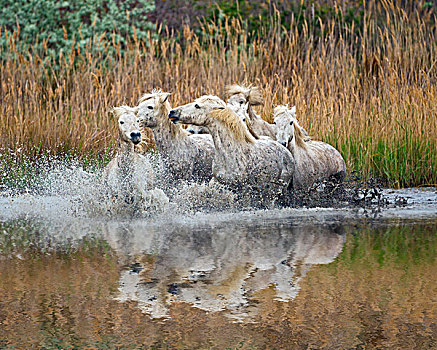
<box><xmin>291</xmin><ymin>106</ymin><xmax>296</xmax><ymax>114</ymax></box>
<box><xmin>159</xmin><ymin>92</ymin><xmax>171</xmax><ymax>104</ymax></box>
<box><xmin>111</xmin><ymin>107</ymin><xmax>122</xmax><ymax>117</ymax></box>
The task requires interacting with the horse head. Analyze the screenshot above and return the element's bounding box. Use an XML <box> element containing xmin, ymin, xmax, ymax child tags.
<box><xmin>112</xmin><ymin>106</ymin><xmax>141</xmax><ymax>145</ymax></box>
<box><xmin>137</xmin><ymin>90</ymin><xmax>171</xmax><ymax>128</ymax></box>
<box><xmin>169</xmin><ymin>95</ymin><xmax>226</xmax><ymax>126</ymax></box>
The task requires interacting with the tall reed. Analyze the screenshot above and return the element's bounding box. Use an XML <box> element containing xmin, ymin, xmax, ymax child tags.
<box><xmin>0</xmin><ymin>1</ymin><xmax>435</xmax><ymax>187</ymax></box>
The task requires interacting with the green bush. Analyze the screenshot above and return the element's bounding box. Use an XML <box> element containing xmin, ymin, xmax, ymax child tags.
<box><xmin>0</xmin><ymin>0</ymin><xmax>155</xmax><ymax>59</ymax></box>
<box><xmin>202</xmin><ymin>0</ymin><xmax>365</xmax><ymax>37</ymax></box>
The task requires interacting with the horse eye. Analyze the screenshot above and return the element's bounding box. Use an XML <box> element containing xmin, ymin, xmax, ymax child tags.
<box><xmin>273</xmin><ymin>121</ymin><xmax>276</xmax><ymax>124</ymax></box>
<box><xmin>195</xmin><ymin>104</ymin><xmax>200</xmax><ymax>109</ymax></box>
<box><xmin>148</xmin><ymin>106</ymin><xmax>153</xmax><ymax>110</ymax></box>
<box><xmin>119</xmin><ymin>121</ymin><xmax>124</xmax><ymax>125</ymax></box>
<box><xmin>239</xmin><ymin>101</ymin><xmax>244</xmax><ymax>105</ymax></box>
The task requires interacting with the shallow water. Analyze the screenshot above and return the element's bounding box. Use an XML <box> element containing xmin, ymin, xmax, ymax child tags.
<box><xmin>0</xmin><ymin>187</ymin><xmax>436</xmax><ymax>349</ymax></box>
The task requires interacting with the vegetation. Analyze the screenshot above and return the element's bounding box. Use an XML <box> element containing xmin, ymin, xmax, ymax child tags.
<box><xmin>0</xmin><ymin>0</ymin><xmax>155</xmax><ymax>60</ymax></box>
<box><xmin>0</xmin><ymin>0</ymin><xmax>436</xmax><ymax>188</ymax></box>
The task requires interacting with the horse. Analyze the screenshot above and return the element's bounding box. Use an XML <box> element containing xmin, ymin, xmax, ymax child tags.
<box><xmin>186</xmin><ymin>125</ymin><xmax>209</xmax><ymax>134</ymax></box>
<box><xmin>187</xmin><ymin>102</ymin><xmax>258</xmax><ymax>139</ymax></box>
<box><xmin>274</xmin><ymin>105</ymin><xmax>346</xmax><ymax>190</ymax></box>
<box><xmin>169</xmin><ymin>95</ymin><xmax>295</xmax><ymax>206</ymax></box>
<box><xmin>136</xmin><ymin>89</ymin><xmax>215</xmax><ymax>183</ymax></box>
<box><xmin>102</xmin><ymin>106</ymin><xmax>168</xmax><ymax>215</ymax></box>
<box><xmin>226</xmin><ymin>84</ymin><xmax>277</xmax><ymax>139</ymax></box>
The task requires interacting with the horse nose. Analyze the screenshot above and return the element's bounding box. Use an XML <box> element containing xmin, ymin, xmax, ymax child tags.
<box><xmin>168</xmin><ymin>110</ymin><xmax>179</xmax><ymax>123</ymax></box>
<box><xmin>280</xmin><ymin>141</ymin><xmax>287</xmax><ymax>147</ymax></box>
<box><xmin>130</xmin><ymin>132</ymin><xmax>141</xmax><ymax>138</ymax></box>
<box><xmin>130</xmin><ymin>132</ymin><xmax>141</xmax><ymax>144</ymax></box>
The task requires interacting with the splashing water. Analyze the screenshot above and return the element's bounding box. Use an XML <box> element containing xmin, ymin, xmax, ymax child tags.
<box><xmin>1</xmin><ymin>151</ymin><xmax>436</xmax><ymax>220</ymax></box>
<box><xmin>0</xmin><ymin>152</ymin><xmax>171</xmax><ymax>219</ymax></box>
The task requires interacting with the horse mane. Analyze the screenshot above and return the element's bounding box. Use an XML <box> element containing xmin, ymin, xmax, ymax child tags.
<box><xmin>293</xmin><ymin>123</ymin><xmax>308</xmax><ymax>149</ymax></box>
<box><xmin>112</xmin><ymin>105</ymin><xmax>137</xmax><ymax>117</ymax></box>
<box><xmin>209</xmin><ymin>107</ymin><xmax>256</xmax><ymax>144</ymax></box>
<box><xmin>226</xmin><ymin>84</ymin><xmax>263</xmax><ymax>106</ymax></box>
<box><xmin>195</xmin><ymin>94</ymin><xmax>227</xmax><ymax>107</ymax></box>
<box><xmin>244</xmin><ymin>116</ymin><xmax>260</xmax><ymax>139</ymax></box>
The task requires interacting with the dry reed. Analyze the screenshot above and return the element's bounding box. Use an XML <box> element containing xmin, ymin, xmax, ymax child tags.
<box><xmin>0</xmin><ymin>1</ymin><xmax>435</xmax><ymax>187</ymax></box>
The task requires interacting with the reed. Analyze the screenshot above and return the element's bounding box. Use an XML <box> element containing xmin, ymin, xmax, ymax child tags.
<box><xmin>0</xmin><ymin>1</ymin><xmax>435</xmax><ymax>187</ymax></box>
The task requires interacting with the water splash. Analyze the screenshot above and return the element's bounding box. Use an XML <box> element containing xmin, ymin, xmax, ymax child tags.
<box><xmin>0</xmin><ymin>152</ymin><xmax>170</xmax><ymax>218</ymax></box>
<box><xmin>1</xmin><ymin>152</ymin><xmax>436</xmax><ymax>220</ymax></box>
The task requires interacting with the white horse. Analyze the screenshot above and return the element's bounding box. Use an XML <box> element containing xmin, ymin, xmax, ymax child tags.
<box><xmin>187</xmin><ymin>102</ymin><xmax>254</xmax><ymax>135</ymax></box>
<box><xmin>227</xmin><ymin>84</ymin><xmax>310</xmax><ymax>140</ymax></box>
<box><xmin>186</xmin><ymin>125</ymin><xmax>209</xmax><ymax>134</ymax></box>
<box><xmin>136</xmin><ymin>89</ymin><xmax>215</xmax><ymax>183</ymax></box>
<box><xmin>169</xmin><ymin>95</ymin><xmax>295</xmax><ymax>205</ymax></box>
<box><xmin>102</xmin><ymin>106</ymin><xmax>168</xmax><ymax>215</ymax></box>
<box><xmin>226</xmin><ymin>84</ymin><xmax>277</xmax><ymax>139</ymax></box>
<box><xmin>274</xmin><ymin>105</ymin><xmax>346</xmax><ymax>190</ymax></box>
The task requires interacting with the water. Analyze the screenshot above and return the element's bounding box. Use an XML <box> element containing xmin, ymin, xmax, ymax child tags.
<box><xmin>0</xmin><ymin>164</ymin><xmax>436</xmax><ymax>348</ymax></box>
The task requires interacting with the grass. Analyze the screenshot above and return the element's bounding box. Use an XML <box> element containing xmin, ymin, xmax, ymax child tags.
<box><xmin>0</xmin><ymin>0</ymin><xmax>436</xmax><ymax>188</ymax></box>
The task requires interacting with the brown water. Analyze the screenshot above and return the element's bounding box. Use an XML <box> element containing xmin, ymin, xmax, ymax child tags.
<box><xmin>0</xmin><ymin>188</ymin><xmax>436</xmax><ymax>349</ymax></box>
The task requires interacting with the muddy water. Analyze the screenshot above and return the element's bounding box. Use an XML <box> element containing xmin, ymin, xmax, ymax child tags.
<box><xmin>0</xmin><ymin>188</ymin><xmax>436</xmax><ymax>349</ymax></box>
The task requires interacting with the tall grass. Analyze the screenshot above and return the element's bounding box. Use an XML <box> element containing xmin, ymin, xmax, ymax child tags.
<box><xmin>0</xmin><ymin>1</ymin><xmax>435</xmax><ymax>187</ymax></box>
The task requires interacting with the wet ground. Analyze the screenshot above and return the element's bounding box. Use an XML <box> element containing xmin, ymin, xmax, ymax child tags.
<box><xmin>0</xmin><ymin>187</ymin><xmax>436</xmax><ymax>349</ymax></box>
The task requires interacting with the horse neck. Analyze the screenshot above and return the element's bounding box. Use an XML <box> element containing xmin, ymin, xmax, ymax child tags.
<box><xmin>248</xmin><ymin>105</ymin><xmax>259</xmax><ymax>121</ymax></box>
<box><xmin>152</xmin><ymin>104</ymin><xmax>186</xmax><ymax>152</ymax></box>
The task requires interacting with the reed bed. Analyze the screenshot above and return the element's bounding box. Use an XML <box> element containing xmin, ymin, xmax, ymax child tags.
<box><xmin>0</xmin><ymin>1</ymin><xmax>435</xmax><ymax>187</ymax></box>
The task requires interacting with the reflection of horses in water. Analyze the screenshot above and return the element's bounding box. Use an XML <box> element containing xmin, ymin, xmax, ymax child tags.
<box><xmin>106</xmin><ymin>219</ymin><xmax>345</xmax><ymax>320</ymax></box>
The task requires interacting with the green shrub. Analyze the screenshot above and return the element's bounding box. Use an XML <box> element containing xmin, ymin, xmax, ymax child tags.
<box><xmin>0</xmin><ymin>0</ymin><xmax>155</xmax><ymax>60</ymax></box>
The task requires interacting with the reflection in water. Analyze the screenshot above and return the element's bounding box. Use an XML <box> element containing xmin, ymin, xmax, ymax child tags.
<box><xmin>0</xmin><ymin>204</ymin><xmax>436</xmax><ymax>348</ymax></box>
<box><xmin>108</xmin><ymin>221</ymin><xmax>345</xmax><ymax>321</ymax></box>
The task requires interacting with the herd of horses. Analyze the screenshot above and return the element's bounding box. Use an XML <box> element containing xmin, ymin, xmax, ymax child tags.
<box><xmin>103</xmin><ymin>85</ymin><xmax>346</xmax><ymax>210</ymax></box>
